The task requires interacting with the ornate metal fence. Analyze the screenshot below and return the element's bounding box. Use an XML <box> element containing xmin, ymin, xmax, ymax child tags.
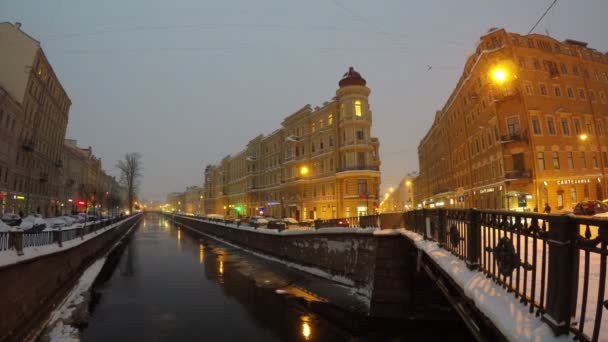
<box><xmin>403</xmin><ymin>208</ymin><xmax>608</xmax><ymax>341</ymax></box>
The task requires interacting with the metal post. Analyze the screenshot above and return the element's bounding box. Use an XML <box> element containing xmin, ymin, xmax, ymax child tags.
<box><xmin>542</xmin><ymin>214</ymin><xmax>578</xmax><ymax>335</ymax></box>
<box><xmin>9</xmin><ymin>230</ymin><xmax>24</xmax><ymax>256</ymax></box>
<box><xmin>53</xmin><ymin>229</ymin><xmax>63</xmax><ymax>248</ymax></box>
<box><xmin>437</xmin><ymin>208</ymin><xmax>447</xmax><ymax>246</ymax></box>
<box><xmin>466</xmin><ymin>208</ymin><xmax>481</xmax><ymax>270</ymax></box>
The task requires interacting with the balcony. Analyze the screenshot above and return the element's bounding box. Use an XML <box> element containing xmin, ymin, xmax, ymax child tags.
<box><xmin>336</xmin><ymin>165</ymin><xmax>380</xmax><ymax>172</ymax></box>
<box><xmin>504</xmin><ymin>169</ymin><xmax>531</xmax><ymax>180</ymax></box>
<box><xmin>500</xmin><ymin>131</ymin><xmax>527</xmax><ymax>143</ymax></box>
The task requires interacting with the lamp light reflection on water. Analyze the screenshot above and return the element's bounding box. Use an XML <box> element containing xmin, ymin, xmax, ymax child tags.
<box><xmin>300</xmin><ymin>316</ymin><xmax>312</xmax><ymax>340</ymax></box>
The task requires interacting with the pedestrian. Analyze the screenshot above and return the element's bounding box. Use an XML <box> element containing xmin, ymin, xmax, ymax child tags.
<box><xmin>18</xmin><ymin>210</ymin><xmax>24</xmax><ymax>218</ymax></box>
<box><xmin>543</xmin><ymin>203</ymin><xmax>551</xmax><ymax>214</ymax></box>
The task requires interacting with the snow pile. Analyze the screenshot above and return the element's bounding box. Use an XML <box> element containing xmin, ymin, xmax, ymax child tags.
<box><xmin>400</xmin><ymin>229</ymin><xmax>568</xmax><ymax>342</ymax></box>
<box><xmin>45</xmin><ymin>257</ymin><xmax>107</xmax><ymax>341</ymax></box>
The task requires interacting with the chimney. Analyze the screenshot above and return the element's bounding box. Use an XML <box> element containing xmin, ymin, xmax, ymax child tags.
<box><xmin>15</xmin><ymin>22</ymin><xmax>22</xmax><ymax>29</ymax></box>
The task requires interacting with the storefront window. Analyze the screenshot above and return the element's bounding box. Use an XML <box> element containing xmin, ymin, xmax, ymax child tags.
<box><xmin>584</xmin><ymin>184</ymin><xmax>590</xmax><ymax>199</ymax></box>
<box><xmin>557</xmin><ymin>193</ymin><xmax>564</xmax><ymax>208</ymax></box>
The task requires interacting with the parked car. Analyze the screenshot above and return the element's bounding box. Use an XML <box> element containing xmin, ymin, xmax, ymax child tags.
<box><xmin>267</xmin><ymin>219</ymin><xmax>287</xmax><ymax>230</ymax></box>
<box><xmin>46</xmin><ymin>217</ymin><xmax>69</xmax><ymax>230</ymax></box>
<box><xmin>1</xmin><ymin>213</ymin><xmax>22</xmax><ymax>227</ymax></box>
<box><xmin>0</xmin><ymin>220</ymin><xmax>10</xmax><ymax>232</ymax></box>
<box><xmin>573</xmin><ymin>200</ymin><xmax>608</xmax><ymax>216</ymax></box>
<box><xmin>282</xmin><ymin>217</ymin><xmax>299</xmax><ymax>227</ymax></box>
<box><xmin>249</xmin><ymin>216</ymin><xmax>268</xmax><ymax>228</ymax></box>
<box><xmin>19</xmin><ymin>215</ymin><xmax>47</xmax><ymax>232</ymax></box>
<box><xmin>299</xmin><ymin>219</ymin><xmax>314</xmax><ymax>227</ymax></box>
<box><xmin>335</xmin><ymin>219</ymin><xmax>350</xmax><ymax>228</ymax></box>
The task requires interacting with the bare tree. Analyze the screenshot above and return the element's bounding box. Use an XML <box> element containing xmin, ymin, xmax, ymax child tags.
<box><xmin>116</xmin><ymin>152</ymin><xmax>143</xmax><ymax>213</ymax></box>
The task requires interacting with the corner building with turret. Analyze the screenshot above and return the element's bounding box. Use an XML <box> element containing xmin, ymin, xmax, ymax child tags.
<box><xmin>203</xmin><ymin>67</ymin><xmax>381</xmax><ymax>220</ymax></box>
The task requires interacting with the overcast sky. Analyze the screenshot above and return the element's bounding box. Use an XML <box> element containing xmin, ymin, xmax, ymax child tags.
<box><xmin>1</xmin><ymin>0</ymin><xmax>607</xmax><ymax>201</ymax></box>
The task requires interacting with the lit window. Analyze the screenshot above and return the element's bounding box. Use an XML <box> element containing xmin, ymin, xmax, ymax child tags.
<box><xmin>328</xmin><ymin>113</ymin><xmax>333</xmax><ymax>125</ymax></box>
<box><xmin>319</xmin><ymin>118</ymin><xmax>323</xmax><ymax>129</ymax></box>
<box><xmin>311</xmin><ymin>123</ymin><xmax>316</xmax><ymax>133</ymax></box>
<box><xmin>539</xmin><ymin>84</ymin><xmax>548</xmax><ymax>95</ymax></box>
<box><xmin>354</xmin><ymin>100</ymin><xmax>362</xmax><ymax>116</ymax></box>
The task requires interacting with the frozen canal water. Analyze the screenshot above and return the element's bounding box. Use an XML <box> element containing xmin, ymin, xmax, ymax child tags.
<box><xmin>81</xmin><ymin>213</ymin><xmax>471</xmax><ymax>341</ymax></box>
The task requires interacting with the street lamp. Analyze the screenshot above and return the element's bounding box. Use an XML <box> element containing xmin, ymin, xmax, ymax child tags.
<box><xmin>300</xmin><ymin>166</ymin><xmax>309</xmax><ymax>176</ymax></box>
<box><xmin>491</xmin><ymin>67</ymin><xmax>507</xmax><ymax>85</ymax></box>
<box><xmin>579</xmin><ymin>133</ymin><xmax>589</xmax><ymax>141</ymax></box>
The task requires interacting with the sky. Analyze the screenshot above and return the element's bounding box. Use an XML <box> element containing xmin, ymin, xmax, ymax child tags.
<box><xmin>1</xmin><ymin>0</ymin><xmax>607</xmax><ymax>201</ymax></box>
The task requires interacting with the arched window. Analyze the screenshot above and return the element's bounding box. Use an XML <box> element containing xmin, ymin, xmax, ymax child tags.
<box><xmin>354</xmin><ymin>100</ymin><xmax>362</xmax><ymax>116</ymax></box>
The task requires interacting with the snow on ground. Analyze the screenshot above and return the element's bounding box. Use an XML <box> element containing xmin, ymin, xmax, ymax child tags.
<box><xmin>401</xmin><ymin>229</ymin><xmax>569</xmax><ymax>342</ymax></box>
<box><xmin>44</xmin><ymin>216</ymin><xmax>141</xmax><ymax>341</ymax></box>
<box><xmin>45</xmin><ymin>257</ymin><xmax>107</xmax><ymax>341</ymax></box>
<box><xmin>0</xmin><ymin>215</ymin><xmax>140</xmax><ymax>268</ymax></box>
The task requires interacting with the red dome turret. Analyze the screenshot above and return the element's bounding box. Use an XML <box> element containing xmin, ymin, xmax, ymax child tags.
<box><xmin>339</xmin><ymin>67</ymin><xmax>366</xmax><ymax>87</ymax></box>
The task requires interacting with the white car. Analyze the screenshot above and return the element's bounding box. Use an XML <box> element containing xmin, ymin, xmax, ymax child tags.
<box><xmin>248</xmin><ymin>216</ymin><xmax>268</xmax><ymax>228</ymax></box>
<box><xmin>19</xmin><ymin>215</ymin><xmax>47</xmax><ymax>232</ymax></box>
<box><xmin>282</xmin><ymin>217</ymin><xmax>300</xmax><ymax>227</ymax></box>
<box><xmin>46</xmin><ymin>217</ymin><xmax>69</xmax><ymax>230</ymax></box>
<box><xmin>0</xmin><ymin>220</ymin><xmax>10</xmax><ymax>233</ymax></box>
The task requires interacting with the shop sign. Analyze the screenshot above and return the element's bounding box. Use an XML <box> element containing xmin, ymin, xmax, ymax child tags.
<box><xmin>480</xmin><ymin>187</ymin><xmax>495</xmax><ymax>194</ymax></box>
<box><xmin>557</xmin><ymin>178</ymin><xmax>591</xmax><ymax>185</ymax></box>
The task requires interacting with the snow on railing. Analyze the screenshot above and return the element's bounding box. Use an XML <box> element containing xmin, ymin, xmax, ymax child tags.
<box><xmin>23</xmin><ymin>231</ymin><xmax>53</xmax><ymax>248</ymax></box>
<box><xmin>404</xmin><ymin>208</ymin><xmax>608</xmax><ymax>341</ymax></box>
<box><xmin>0</xmin><ymin>232</ymin><xmax>9</xmax><ymax>251</ymax></box>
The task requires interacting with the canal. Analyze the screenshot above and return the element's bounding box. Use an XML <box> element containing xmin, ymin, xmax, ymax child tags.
<box><xmin>82</xmin><ymin>213</ymin><xmax>471</xmax><ymax>341</ymax></box>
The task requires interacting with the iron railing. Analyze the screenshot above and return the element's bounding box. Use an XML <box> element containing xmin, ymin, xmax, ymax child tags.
<box><xmin>0</xmin><ymin>216</ymin><xmax>132</xmax><ymax>256</ymax></box>
<box><xmin>404</xmin><ymin>208</ymin><xmax>608</xmax><ymax>341</ymax></box>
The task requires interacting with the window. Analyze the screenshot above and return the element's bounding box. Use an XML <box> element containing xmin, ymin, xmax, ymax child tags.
<box><xmin>507</xmin><ymin>117</ymin><xmax>520</xmax><ymax>135</ymax></box>
<box><xmin>518</xmin><ymin>57</ymin><xmax>526</xmax><ymax>68</ymax></box>
<box><xmin>561</xmin><ymin>118</ymin><xmax>570</xmax><ymax>136</ymax></box>
<box><xmin>586</xmin><ymin>122</ymin><xmax>593</xmax><ymax>134</ymax></box>
<box><xmin>567</xmin><ymin>87</ymin><xmax>574</xmax><ymax>98</ymax></box>
<box><xmin>573</xmin><ymin>118</ymin><xmax>581</xmax><ymax>135</ymax></box>
<box><xmin>604</xmin><ymin>152</ymin><xmax>608</xmax><ymax>168</ymax></box>
<box><xmin>560</xmin><ymin>63</ymin><xmax>568</xmax><ymax>74</ymax></box>
<box><xmin>537</xmin><ymin>152</ymin><xmax>545</xmax><ymax>170</ymax></box>
<box><xmin>319</xmin><ymin>118</ymin><xmax>323</xmax><ymax>129</ymax></box>
<box><xmin>552</xmin><ymin>152</ymin><xmax>560</xmax><ymax>169</ymax></box>
<box><xmin>578</xmin><ymin>88</ymin><xmax>586</xmax><ymax>99</ymax></box>
<box><xmin>581</xmin><ymin>152</ymin><xmax>587</xmax><ymax>168</ymax></box>
<box><xmin>524</xmin><ymin>82</ymin><xmax>533</xmax><ymax>95</ymax></box>
<box><xmin>311</xmin><ymin>142</ymin><xmax>315</xmax><ymax>153</ymax></box>
<box><xmin>357</xmin><ymin>152</ymin><xmax>365</xmax><ymax>167</ymax></box>
<box><xmin>354</xmin><ymin>100</ymin><xmax>362</xmax><ymax>116</ymax></box>
<box><xmin>600</xmin><ymin>91</ymin><xmax>607</xmax><ymax>104</ymax></box>
<box><xmin>539</xmin><ymin>83</ymin><xmax>548</xmax><ymax>95</ymax></box>
<box><xmin>546</xmin><ymin>117</ymin><xmax>556</xmax><ymax>135</ymax></box>
<box><xmin>531</xmin><ymin>117</ymin><xmax>542</xmax><ymax>134</ymax></box>
<box><xmin>570</xmin><ymin>187</ymin><xmax>577</xmax><ymax>203</ymax></box>
<box><xmin>311</xmin><ymin>123</ymin><xmax>316</xmax><ymax>133</ymax></box>
<box><xmin>593</xmin><ymin>153</ymin><xmax>599</xmax><ymax>168</ymax></box>
<box><xmin>533</xmin><ymin>59</ymin><xmax>541</xmax><ymax>69</ymax></box>
<box><xmin>329</xmin><ymin>136</ymin><xmax>334</xmax><ymax>147</ymax></box>
<box><xmin>589</xmin><ymin>90</ymin><xmax>596</xmax><ymax>102</ymax></box>
<box><xmin>357</xmin><ymin>179</ymin><xmax>368</xmax><ymax>195</ymax></box>
<box><xmin>584</xmin><ymin>185</ymin><xmax>590</xmax><ymax>199</ymax></box>
<box><xmin>356</xmin><ymin>129</ymin><xmax>364</xmax><ymax>140</ymax></box>
<box><xmin>554</xmin><ymin>86</ymin><xmax>561</xmax><ymax>97</ymax></box>
<box><xmin>567</xmin><ymin>152</ymin><xmax>574</xmax><ymax>169</ymax></box>
<box><xmin>573</xmin><ymin>65</ymin><xmax>579</xmax><ymax>76</ymax></box>
<box><xmin>328</xmin><ymin>113</ymin><xmax>333</xmax><ymax>125</ymax></box>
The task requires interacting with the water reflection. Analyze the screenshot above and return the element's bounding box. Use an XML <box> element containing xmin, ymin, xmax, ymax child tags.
<box><xmin>83</xmin><ymin>214</ymin><xmax>471</xmax><ymax>341</ymax></box>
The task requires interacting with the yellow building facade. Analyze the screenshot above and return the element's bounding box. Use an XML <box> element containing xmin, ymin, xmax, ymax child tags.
<box><xmin>204</xmin><ymin>68</ymin><xmax>381</xmax><ymax>220</ymax></box>
<box><xmin>417</xmin><ymin>29</ymin><xmax>608</xmax><ymax>211</ymax></box>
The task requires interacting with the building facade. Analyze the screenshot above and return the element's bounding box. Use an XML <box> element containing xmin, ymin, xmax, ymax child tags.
<box><xmin>203</xmin><ymin>67</ymin><xmax>381</xmax><ymax>220</ymax></box>
<box><xmin>379</xmin><ymin>173</ymin><xmax>416</xmax><ymax>212</ymax></box>
<box><xmin>0</xmin><ymin>22</ymin><xmax>72</xmax><ymax>216</ymax></box>
<box><xmin>417</xmin><ymin>28</ymin><xmax>608</xmax><ymax>211</ymax></box>
<box><xmin>184</xmin><ymin>186</ymin><xmax>204</xmax><ymax>215</ymax></box>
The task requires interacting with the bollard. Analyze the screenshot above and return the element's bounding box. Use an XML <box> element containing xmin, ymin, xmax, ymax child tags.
<box><xmin>9</xmin><ymin>230</ymin><xmax>24</xmax><ymax>256</ymax></box>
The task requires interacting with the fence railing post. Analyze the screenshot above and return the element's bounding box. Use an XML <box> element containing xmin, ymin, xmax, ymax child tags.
<box><xmin>9</xmin><ymin>230</ymin><xmax>24</xmax><ymax>256</ymax></box>
<box><xmin>542</xmin><ymin>214</ymin><xmax>578</xmax><ymax>336</ymax></box>
<box><xmin>77</xmin><ymin>227</ymin><xmax>85</xmax><ymax>240</ymax></box>
<box><xmin>437</xmin><ymin>208</ymin><xmax>447</xmax><ymax>247</ymax></box>
<box><xmin>53</xmin><ymin>229</ymin><xmax>63</xmax><ymax>247</ymax></box>
<box><xmin>465</xmin><ymin>208</ymin><xmax>480</xmax><ymax>270</ymax></box>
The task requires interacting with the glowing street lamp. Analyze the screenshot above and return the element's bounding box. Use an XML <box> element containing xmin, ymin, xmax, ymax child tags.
<box><xmin>300</xmin><ymin>166</ymin><xmax>309</xmax><ymax>176</ymax></box>
<box><xmin>579</xmin><ymin>133</ymin><xmax>589</xmax><ymax>141</ymax></box>
<box><xmin>491</xmin><ymin>67</ymin><xmax>507</xmax><ymax>85</ymax></box>
<box><xmin>389</xmin><ymin>187</ymin><xmax>394</xmax><ymax>193</ymax></box>
<box><xmin>405</xmin><ymin>180</ymin><xmax>412</xmax><ymax>186</ymax></box>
